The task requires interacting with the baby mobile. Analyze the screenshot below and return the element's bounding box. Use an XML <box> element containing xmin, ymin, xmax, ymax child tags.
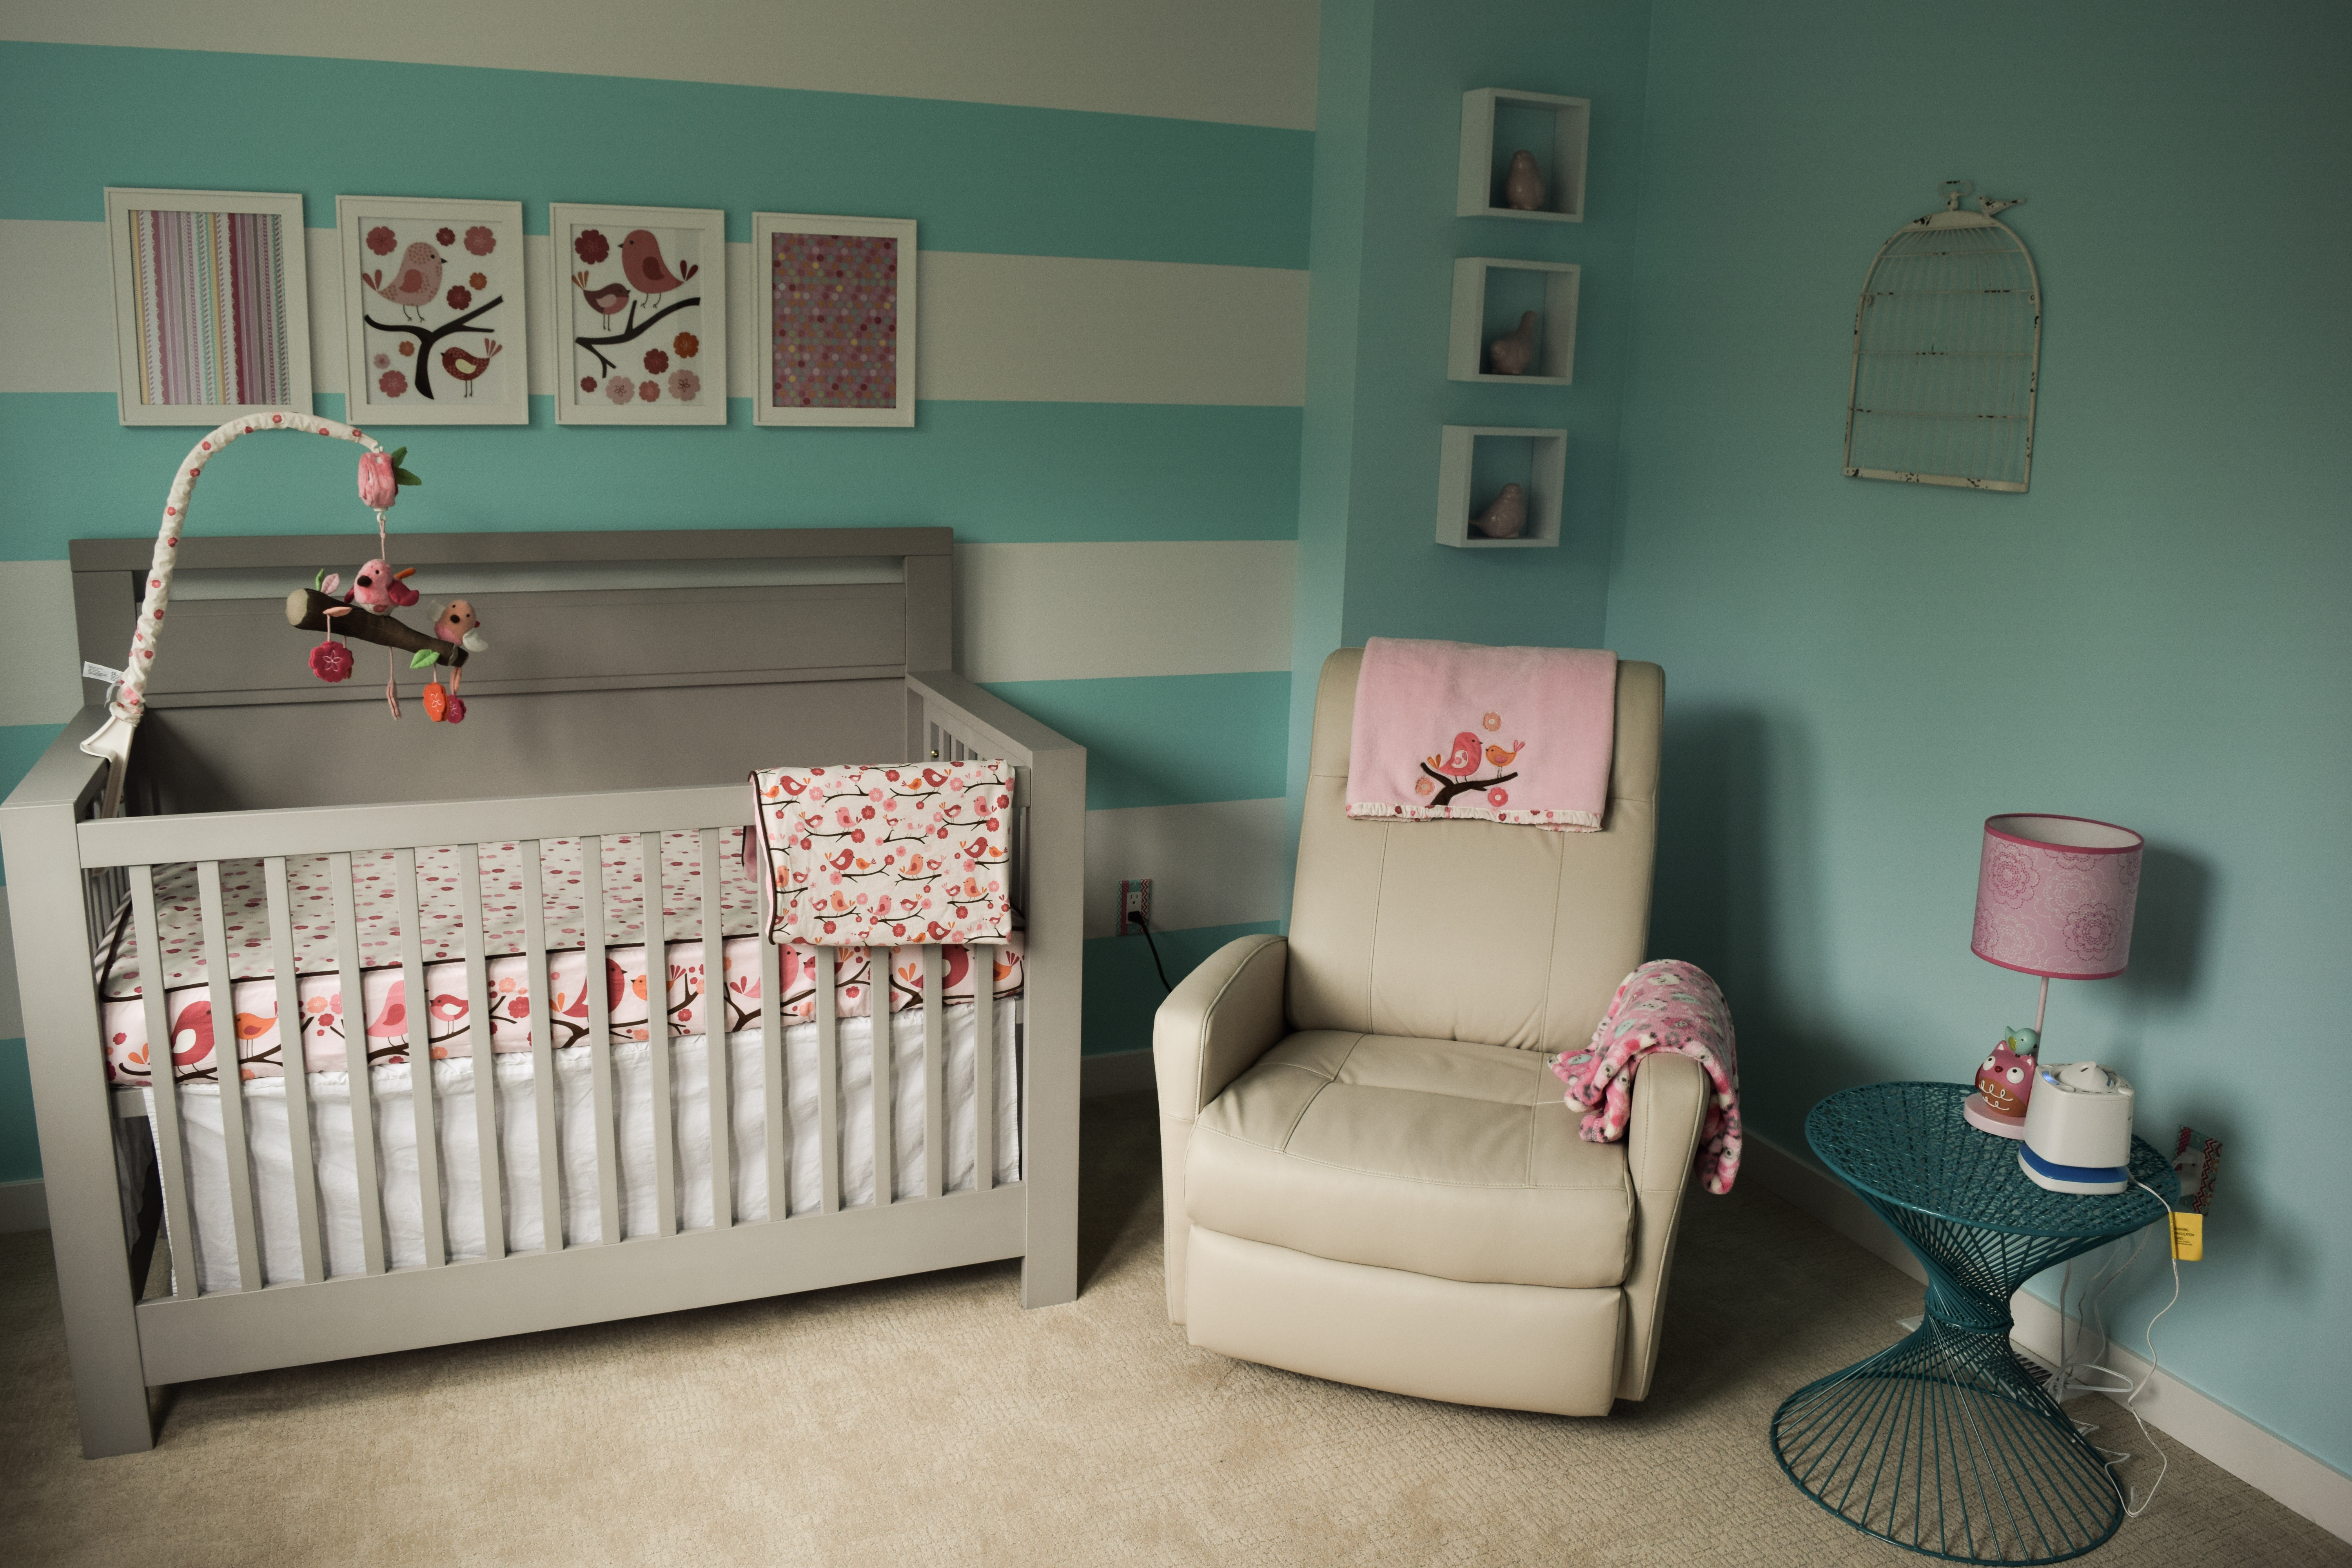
<box><xmin>80</xmin><ymin>411</ymin><xmax>492</xmax><ymax>817</ymax></box>
<box><xmin>288</xmin><ymin>443</ymin><xmax>488</xmax><ymax>720</ymax></box>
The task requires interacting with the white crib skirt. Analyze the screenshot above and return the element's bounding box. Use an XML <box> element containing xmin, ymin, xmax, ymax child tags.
<box><xmin>154</xmin><ymin>1000</ymin><xmax>1021</xmax><ymax>1294</ymax></box>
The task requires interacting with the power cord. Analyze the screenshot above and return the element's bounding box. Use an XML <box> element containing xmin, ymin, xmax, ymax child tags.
<box><xmin>2057</xmin><ymin>1178</ymin><xmax>2181</xmax><ymax>1520</ymax></box>
<box><xmin>1131</xmin><ymin>914</ymin><xmax>1174</xmax><ymax>992</ymax></box>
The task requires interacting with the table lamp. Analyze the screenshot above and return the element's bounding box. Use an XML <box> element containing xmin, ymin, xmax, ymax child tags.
<box><xmin>1963</xmin><ymin>814</ymin><xmax>2143</xmax><ymax>1141</ymax></box>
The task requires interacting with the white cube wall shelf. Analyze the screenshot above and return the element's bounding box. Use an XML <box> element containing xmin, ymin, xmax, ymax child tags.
<box><xmin>1457</xmin><ymin>89</ymin><xmax>1590</xmax><ymax>222</ymax></box>
<box><xmin>1437</xmin><ymin>425</ymin><xmax>1566</xmax><ymax>549</ymax></box>
<box><xmin>1449</xmin><ymin>258</ymin><xmax>1579</xmax><ymax>383</ymax></box>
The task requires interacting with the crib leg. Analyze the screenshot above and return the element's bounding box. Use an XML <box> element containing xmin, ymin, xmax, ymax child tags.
<box><xmin>9</xmin><ymin>809</ymin><xmax>156</xmax><ymax>1456</ymax></box>
<box><xmin>1018</xmin><ymin>746</ymin><xmax>1083</xmax><ymax>1310</ymax></box>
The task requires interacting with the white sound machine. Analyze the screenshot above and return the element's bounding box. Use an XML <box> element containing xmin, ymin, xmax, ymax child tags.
<box><xmin>2018</xmin><ymin>1062</ymin><xmax>2135</xmax><ymax>1195</ymax></box>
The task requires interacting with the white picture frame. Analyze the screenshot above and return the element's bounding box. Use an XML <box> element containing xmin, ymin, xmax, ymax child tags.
<box><xmin>336</xmin><ymin>196</ymin><xmax>528</xmax><ymax>426</ymax></box>
<box><xmin>752</xmin><ymin>212</ymin><xmax>916</xmax><ymax>428</ymax></box>
<box><xmin>104</xmin><ymin>187</ymin><xmax>313</xmax><ymax>426</ymax></box>
<box><xmin>548</xmin><ymin>203</ymin><xmax>727</xmax><ymax>426</ymax></box>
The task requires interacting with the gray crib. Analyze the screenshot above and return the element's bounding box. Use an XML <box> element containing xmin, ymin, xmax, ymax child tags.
<box><xmin>3</xmin><ymin>526</ymin><xmax>1084</xmax><ymax>1458</ymax></box>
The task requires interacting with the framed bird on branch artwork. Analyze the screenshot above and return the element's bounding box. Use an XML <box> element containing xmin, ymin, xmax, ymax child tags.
<box><xmin>335</xmin><ymin>195</ymin><xmax>528</xmax><ymax>426</ymax></box>
<box><xmin>547</xmin><ymin>203</ymin><xmax>726</xmax><ymax>425</ymax></box>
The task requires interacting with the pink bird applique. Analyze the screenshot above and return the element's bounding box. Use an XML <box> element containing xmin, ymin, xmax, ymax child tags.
<box><xmin>574</xmin><ymin>269</ymin><xmax>629</xmax><ymax>329</ymax></box>
<box><xmin>439</xmin><ymin>338</ymin><xmax>501</xmax><ymax>397</ymax></box>
<box><xmin>620</xmin><ymin>230</ymin><xmax>697</xmax><ymax>300</ymax></box>
<box><xmin>362</xmin><ymin>242</ymin><xmax>445</xmax><ymax>322</ymax></box>
<box><xmin>1430</xmin><ymin>731</ymin><xmax>1485</xmax><ymax>778</ymax></box>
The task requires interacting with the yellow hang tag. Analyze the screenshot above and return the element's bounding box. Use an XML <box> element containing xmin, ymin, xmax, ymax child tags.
<box><xmin>2168</xmin><ymin>1212</ymin><xmax>2204</xmax><ymax>1261</ymax></box>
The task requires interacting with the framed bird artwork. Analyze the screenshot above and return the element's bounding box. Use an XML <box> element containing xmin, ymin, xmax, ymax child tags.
<box><xmin>548</xmin><ymin>203</ymin><xmax>726</xmax><ymax>426</ymax></box>
<box><xmin>334</xmin><ymin>196</ymin><xmax>528</xmax><ymax>426</ymax></box>
<box><xmin>103</xmin><ymin>188</ymin><xmax>314</xmax><ymax>427</ymax></box>
<box><xmin>753</xmin><ymin>212</ymin><xmax>917</xmax><ymax>428</ymax></box>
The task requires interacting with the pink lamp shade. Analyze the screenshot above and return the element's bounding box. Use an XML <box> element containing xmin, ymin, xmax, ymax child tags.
<box><xmin>1971</xmin><ymin>815</ymin><xmax>2143</xmax><ymax>979</ymax></box>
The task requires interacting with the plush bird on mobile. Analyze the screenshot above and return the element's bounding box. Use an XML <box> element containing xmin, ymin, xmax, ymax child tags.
<box><xmin>287</xmin><ymin>444</ymin><xmax>487</xmax><ymax>721</ymax></box>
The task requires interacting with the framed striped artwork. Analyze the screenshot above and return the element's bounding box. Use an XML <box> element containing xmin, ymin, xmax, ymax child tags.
<box><xmin>104</xmin><ymin>188</ymin><xmax>312</xmax><ymax>427</ymax></box>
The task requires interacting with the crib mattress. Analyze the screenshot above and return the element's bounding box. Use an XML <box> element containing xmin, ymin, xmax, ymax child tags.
<box><xmin>159</xmin><ymin>1004</ymin><xmax>1022</xmax><ymax>1294</ymax></box>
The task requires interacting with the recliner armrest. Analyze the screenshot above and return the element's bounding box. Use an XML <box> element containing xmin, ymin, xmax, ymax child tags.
<box><xmin>1152</xmin><ymin>933</ymin><xmax>1288</xmax><ymax>1323</ymax></box>
<box><xmin>1153</xmin><ymin>933</ymin><xmax>1289</xmax><ymax>1122</ymax></box>
<box><xmin>1617</xmin><ymin>1050</ymin><xmax>1710</xmax><ymax>1401</ymax></box>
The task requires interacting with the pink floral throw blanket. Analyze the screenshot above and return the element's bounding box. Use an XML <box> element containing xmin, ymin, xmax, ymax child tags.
<box><xmin>1552</xmin><ymin>960</ymin><xmax>1742</xmax><ymax>1194</ymax></box>
<box><xmin>1345</xmin><ymin>637</ymin><xmax>1617</xmax><ymax>831</ymax></box>
<box><xmin>751</xmin><ymin>762</ymin><xmax>1013</xmax><ymax>947</ymax></box>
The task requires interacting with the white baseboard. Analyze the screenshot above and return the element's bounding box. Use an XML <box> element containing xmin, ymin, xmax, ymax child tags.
<box><xmin>1080</xmin><ymin>1048</ymin><xmax>1156</xmax><ymax>1099</ymax></box>
<box><xmin>1740</xmin><ymin>1131</ymin><xmax>2351</xmax><ymax>1543</ymax></box>
<box><xmin>0</xmin><ymin>1177</ymin><xmax>46</xmax><ymax>1233</ymax></box>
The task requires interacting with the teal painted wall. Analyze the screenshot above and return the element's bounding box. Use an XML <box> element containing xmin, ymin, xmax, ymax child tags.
<box><xmin>0</xmin><ymin>32</ymin><xmax>1315</xmax><ymax>1178</ymax></box>
<box><xmin>1286</xmin><ymin>0</ymin><xmax>1650</xmax><ymax>806</ymax></box>
<box><xmin>1613</xmin><ymin>0</ymin><xmax>2352</xmax><ymax>1474</ymax></box>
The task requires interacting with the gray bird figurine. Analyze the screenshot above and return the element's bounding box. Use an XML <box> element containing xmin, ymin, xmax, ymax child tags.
<box><xmin>1471</xmin><ymin>483</ymin><xmax>1528</xmax><ymax>539</ymax></box>
<box><xmin>1488</xmin><ymin>310</ymin><xmax>1539</xmax><ymax>376</ymax></box>
<box><xmin>1503</xmin><ymin>149</ymin><xmax>1546</xmax><ymax>211</ymax></box>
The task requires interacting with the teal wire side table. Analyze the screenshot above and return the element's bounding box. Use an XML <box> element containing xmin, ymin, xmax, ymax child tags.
<box><xmin>1771</xmin><ymin>1082</ymin><xmax>2178</xmax><ymax>1564</ymax></box>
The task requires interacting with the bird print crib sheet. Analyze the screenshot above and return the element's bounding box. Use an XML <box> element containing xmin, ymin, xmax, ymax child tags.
<box><xmin>92</xmin><ymin>831</ymin><xmax>1022</xmax><ymax>1085</ymax></box>
<box><xmin>100</xmin><ymin>932</ymin><xmax>1023</xmax><ymax>1087</ymax></box>
<box><xmin>752</xmin><ymin>762</ymin><xmax>1014</xmax><ymax>947</ymax></box>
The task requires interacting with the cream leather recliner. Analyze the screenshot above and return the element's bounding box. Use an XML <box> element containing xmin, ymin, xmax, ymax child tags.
<box><xmin>1153</xmin><ymin>648</ymin><xmax>1706</xmax><ymax>1416</ymax></box>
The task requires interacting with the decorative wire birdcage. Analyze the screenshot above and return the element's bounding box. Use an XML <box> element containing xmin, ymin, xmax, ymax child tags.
<box><xmin>1844</xmin><ymin>181</ymin><xmax>2041</xmax><ymax>492</ymax></box>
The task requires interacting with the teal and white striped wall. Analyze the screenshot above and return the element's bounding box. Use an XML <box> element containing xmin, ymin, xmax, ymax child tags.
<box><xmin>0</xmin><ymin>2</ymin><xmax>1325</xmax><ymax>1189</ymax></box>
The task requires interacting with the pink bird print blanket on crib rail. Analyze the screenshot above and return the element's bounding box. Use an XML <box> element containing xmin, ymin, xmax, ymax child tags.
<box><xmin>752</xmin><ymin>762</ymin><xmax>1014</xmax><ymax>947</ymax></box>
<box><xmin>1345</xmin><ymin>637</ymin><xmax>1617</xmax><ymax>831</ymax></box>
<box><xmin>1553</xmin><ymin>960</ymin><xmax>1742</xmax><ymax>1194</ymax></box>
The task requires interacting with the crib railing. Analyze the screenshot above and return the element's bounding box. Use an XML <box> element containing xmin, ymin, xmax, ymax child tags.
<box><xmin>93</xmin><ymin>806</ymin><xmax>1009</xmax><ymax>1301</ymax></box>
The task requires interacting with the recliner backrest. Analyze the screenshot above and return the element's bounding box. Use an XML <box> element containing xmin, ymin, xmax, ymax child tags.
<box><xmin>1286</xmin><ymin>647</ymin><xmax>1662</xmax><ymax>1053</ymax></box>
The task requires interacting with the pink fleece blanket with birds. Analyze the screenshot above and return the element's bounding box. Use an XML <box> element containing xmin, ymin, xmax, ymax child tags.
<box><xmin>1345</xmin><ymin>637</ymin><xmax>1616</xmax><ymax>831</ymax></box>
<box><xmin>1553</xmin><ymin>961</ymin><xmax>1742</xmax><ymax>1194</ymax></box>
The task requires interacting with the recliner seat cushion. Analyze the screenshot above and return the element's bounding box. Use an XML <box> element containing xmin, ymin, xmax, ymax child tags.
<box><xmin>1185</xmin><ymin>1031</ymin><xmax>1632</xmax><ymax>1290</ymax></box>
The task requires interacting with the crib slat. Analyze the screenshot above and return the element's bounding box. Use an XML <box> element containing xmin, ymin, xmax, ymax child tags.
<box><xmin>701</xmin><ymin>827</ymin><xmax>731</xmax><ymax>1230</ymax></box>
<box><xmin>816</xmin><ymin>946</ymin><xmax>840</xmax><ymax>1215</ymax></box>
<box><xmin>129</xmin><ymin>867</ymin><xmax>200</xmax><ymax>1298</ymax></box>
<box><xmin>646</xmin><ymin>832</ymin><xmax>677</xmax><ymax>1237</ymax></box>
<box><xmin>974</xmin><ymin>942</ymin><xmax>995</xmax><ymax>1192</ymax></box>
<box><xmin>195</xmin><ymin>862</ymin><xmax>262</xmax><ymax>1292</ymax></box>
<box><xmin>582</xmin><ymin>837</ymin><xmax>621</xmax><ymax>1246</ymax></box>
<box><xmin>331</xmin><ymin>853</ymin><xmax>388</xmax><ymax>1276</ymax></box>
<box><xmin>760</xmin><ymin>936</ymin><xmax>786</xmax><ymax>1221</ymax></box>
<box><xmin>458</xmin><ymin>844</ymin><xmax>503</xmax><ymax>1260</ymax></box>
<box><xmin>265</xmin><ymin>857</ymin><xmax>325</xmax><ymax>1282</ymax></box>
<box><xmin>871</xmin><ymin>947</ymin><xmax>894</xmax><ymax>1208</ymax></box>
<box><xmin>519</xmin><ymin>844</ymin><xmax>563</xmax><ymax>1252</ymax></box>
<box><xmin>922</xmin><ymin>944</ymin><xmax>944</xmax><ymax>1200</ymax></box>
<box><xmin>392</xmin><ymin>849</ymin><xmax>445</xmax><ymax>1268</ymax></box>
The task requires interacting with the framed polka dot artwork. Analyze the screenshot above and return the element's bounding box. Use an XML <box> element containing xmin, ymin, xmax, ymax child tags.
<box><xmin>752</xmin><ymin>212</ymin><xmax>917</xmax><ymax>428</ymax></box>
<box><xmin>547</xmin><ymin>203</ymin><xmax>727</xmax><ymax>426</ymax></box>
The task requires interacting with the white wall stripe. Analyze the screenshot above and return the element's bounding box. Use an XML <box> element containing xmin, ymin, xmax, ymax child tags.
<box><xmin>957</xmin><ymin>541</ymin><xmax>1296</xmax><ymax>684</ymax></box>
<box><xmin>0</xmin><ymin>223</ymin><xmax>1306</xmax><ymax>408</ymax></box>
<box><xmin>1082</xmin><ymin>798</ymin><xmax>1289</xmax><ymax>940</ymax></box>
<box><xmin>2</xmin><ymin>538</ymin><xmax>1297</xmax><ymax>729</ymax></box>
<box><xmin>0</xmin><ymin>0</ymin><xmax>1319</xmax><ymax>130</ymax></box>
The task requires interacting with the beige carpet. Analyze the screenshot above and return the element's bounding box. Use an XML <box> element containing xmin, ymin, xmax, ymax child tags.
<box><xmin>2</xmin><ymin>1092</ymin><xmax>2343</xmax><ymax>1566</ymax></box>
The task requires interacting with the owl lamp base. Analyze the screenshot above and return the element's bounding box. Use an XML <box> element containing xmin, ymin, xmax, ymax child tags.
<box><xmin>1961</xmin><ymin>1094</ymin><xmax>2028</xmax><ymax>1140</ymax></box>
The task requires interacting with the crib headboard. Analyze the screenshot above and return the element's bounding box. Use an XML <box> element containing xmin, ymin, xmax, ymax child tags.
<box><xmin>66</xmin><ymin>528</ymin><xmax>954</xmax><ymax>814</ymax></box>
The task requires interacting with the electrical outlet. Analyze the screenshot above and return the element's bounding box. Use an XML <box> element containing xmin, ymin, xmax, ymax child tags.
<box><xmin>1118</xmin><ymin>878</ymin><xmax>1152</xmax><ymax>937</ymax></box>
